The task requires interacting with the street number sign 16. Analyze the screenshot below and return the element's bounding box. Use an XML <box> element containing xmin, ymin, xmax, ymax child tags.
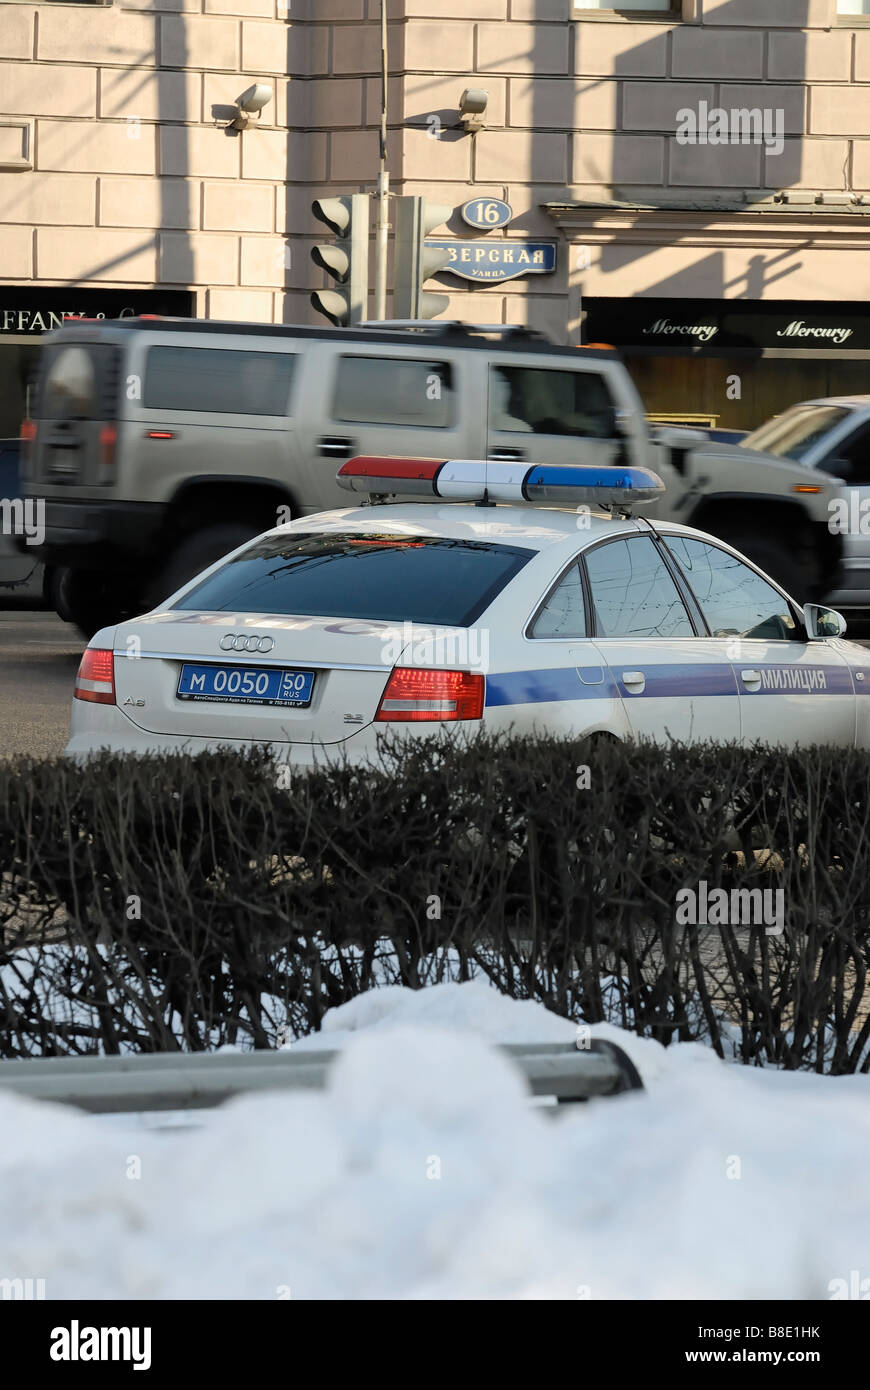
<box><xmin>460</xmin><ymin>198</ymin><xmax>513</xmax><ymax>230</ymax></box>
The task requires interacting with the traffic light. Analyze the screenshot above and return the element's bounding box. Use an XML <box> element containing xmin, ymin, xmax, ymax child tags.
<box><xmin>393</xmin><ymin>196</ymin><xmax>453</xmax><ymax>320</ymax></box>
<box><xmin>310</xmin><ymin>194</ymin><xmax>370</xmax><ymax>326</ymax></box>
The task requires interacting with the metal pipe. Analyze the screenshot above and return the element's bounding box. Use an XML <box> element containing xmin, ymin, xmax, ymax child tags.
<box><xmin>373</xmin><ymin>0</ymin><xmax>390</xmax><ymax>320</ymax></box>
<box><xmin>0</xmin><ymin>1041</ymin><xmax>643</xmax><ymax>1113</ymax></box>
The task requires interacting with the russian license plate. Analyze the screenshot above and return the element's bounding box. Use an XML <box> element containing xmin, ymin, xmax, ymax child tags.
<box><xmin>177</xmin><ymin>663</ymin><xmax>315</xmax><ymax>708</ymax></box>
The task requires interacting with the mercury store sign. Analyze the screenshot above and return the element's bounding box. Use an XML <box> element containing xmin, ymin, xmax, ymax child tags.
<box><xmin>0</xmin><ymin>289</ymin><xmax>194</xmax><ymax>336</ymax></box>
<box><xmin>775</xmin><ymin>319</ymin><xmax>853</xmax><ymax>345</ymax></box>
<box><xmin>643</xmin><ymin>316</ymin><xmax>718</xmax><ymax>344</ymax></box>
<box><xmin>583</xmin><ymin>298</ymin><xmax>870</xmax><ymax>352</ymax></box>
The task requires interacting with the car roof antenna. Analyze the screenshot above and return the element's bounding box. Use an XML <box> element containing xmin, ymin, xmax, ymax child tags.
<box><xmin>475</xmin><ymin>487</ymin><xmax>497</xmax><ymax>508</ymax></box>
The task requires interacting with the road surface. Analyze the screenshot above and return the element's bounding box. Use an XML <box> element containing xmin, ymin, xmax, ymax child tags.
<box><xmin>0</xmin><ymin>610</ymin><xmax>83</xmax><ymax>758</ymax></box>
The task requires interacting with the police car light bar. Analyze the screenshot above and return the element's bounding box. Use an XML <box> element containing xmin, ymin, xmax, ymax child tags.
<box><xmin>336</xmin><ymin>456</ymin><xmax>666</xmax><ymax>509</ymax></box>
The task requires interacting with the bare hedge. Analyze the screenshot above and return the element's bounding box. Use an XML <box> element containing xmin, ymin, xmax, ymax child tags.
<box><xmin>1</xmin><ymin>736</ymin><xmax>869</xmax><ymax>1071</ymax></box>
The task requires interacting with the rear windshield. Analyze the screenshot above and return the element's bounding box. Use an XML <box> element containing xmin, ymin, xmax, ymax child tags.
<box><xmin>38</xmin><ymin>343</ymin><xmax>118</xmax><ymax>421</ymax></box>
<box><xmin>174</xmin><ymin>532</ymin><xmax>534</xmax><ymax>627</ymax></box>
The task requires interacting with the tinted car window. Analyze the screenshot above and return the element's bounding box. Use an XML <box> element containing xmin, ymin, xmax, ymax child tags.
<box><xmin>144</xmin><ymin>347</ymin><xmax>296</xmax><ymax>415</ymax></box>
<box><xmin>332</xmin><ymin>357</ymin><xmax>453</xmax><ymax>427</ymax></box>
<box><xmin>531</xmin><ymin>563</ymin><xmax>587</xmax><ymax>638</ymax></box>
<box><xmin>664</xmin><ymin>536</ymin><xmax>797</xmax><ymax>641</ymax></box>
<box><xmin>584</xmin><ymin>536</ymin><xmax>694</xmax><ymax>638</ymax></box>
<box><xmin>175</xmin><ymin>532</ymin><xmax>533</xmax><ymax>627</ymax></box>
<box><xmin>489</xmin><ymin>366</ymin><xmax>615</xmax><ymax>438</ymax></box>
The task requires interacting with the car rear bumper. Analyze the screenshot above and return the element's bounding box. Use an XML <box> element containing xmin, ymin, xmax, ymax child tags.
<box><xmin>17</xmin><ymin>499</ymin><xmax>166</xmax><ymax>569</ymax></box>
<box><xmin>65</xmin><ymin>702</ymin><xmax>439</xmax><ymax>767</ymax></box>
<box><xmin>65</xmin><ymin>691</ymin><xmax>628</xmax><ymax>762</ymax></box>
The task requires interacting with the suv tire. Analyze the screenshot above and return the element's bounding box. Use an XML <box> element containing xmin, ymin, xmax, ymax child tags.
<box><xmin>57</xmin><ymin>569</ymin><xmax>138</xmax><ymax>640</ymax></box>
<box><xmin>150</xmin><ymin>523</ymin><xmax>262</xmax><ymax>608</ymax></box>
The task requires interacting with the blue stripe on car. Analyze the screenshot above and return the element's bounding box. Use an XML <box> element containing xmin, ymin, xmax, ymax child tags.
<box><xmin>486</xmin><ymin>666</ymin><xmax>622</xmax><ymax>707</ymax></box>
<box><xmin>485</xmin><ymin>664</ymin><xmax>852</xmax><ymax>709</ymax></box>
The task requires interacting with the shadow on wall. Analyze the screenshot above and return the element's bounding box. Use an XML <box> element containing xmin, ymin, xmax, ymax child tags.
<box><xmin>536</xmin><ymin>0</ymin><xmax>810</xmax><ymax>304</ymax></box>
<box><xmin>160</xmin><ymin>20</ymin><xmax>192</xmax><ymax>306</ymax></box>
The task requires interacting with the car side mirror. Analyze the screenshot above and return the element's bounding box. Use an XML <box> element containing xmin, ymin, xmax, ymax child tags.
<box><xmin>803</xmin><ymin>603</ymin><xmax>847</xmax><ymax>639</ymax></box>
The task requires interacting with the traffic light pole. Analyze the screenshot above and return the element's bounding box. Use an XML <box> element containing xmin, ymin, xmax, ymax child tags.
<box><xmin>374</xmin><ymin>0</ymin><xmax>389</xmax><ymax>320</ymax></box>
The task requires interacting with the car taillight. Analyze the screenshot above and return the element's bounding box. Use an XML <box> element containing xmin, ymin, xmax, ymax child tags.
<box><xmin>375</xmin><ymin>667</ymin><xmax>485</xmax><ymax>723</ymax></box>
<box><xmin>74</xmin><ymin>648</ymin><xmax>115</xmax><ymax>704</ymax></box>
<box><xmin>20</xmin><ymin>418</ymin><xmax>36</xmax><ymax>467</ymax></box>
<box><xmin>99</xmin><ymin>424</ymin><xmax>117</xmax><ymax>473</ymax></box>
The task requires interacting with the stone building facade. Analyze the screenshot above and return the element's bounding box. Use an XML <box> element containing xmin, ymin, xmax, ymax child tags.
<box><xmin>1</xmin><ymin>0</ymin><xmax>870</xmax><ymax>432</ymax></box>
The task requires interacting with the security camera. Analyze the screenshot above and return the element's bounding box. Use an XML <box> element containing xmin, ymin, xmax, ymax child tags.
<box><xmin>459</xmin><ymin>88</ymin><xmax>488</xmax><ymax>133</ymax></box>
<box><xmin>230</xmin><ymin>84</ymin><xmax>273</xmax><ymax>130</ymax></box>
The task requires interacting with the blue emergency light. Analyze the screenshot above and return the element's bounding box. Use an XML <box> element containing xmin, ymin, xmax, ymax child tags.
<box><xmin>336</xmin><ymin>456</ymin><xmax>666</xmax><ymax>511</ymax></box>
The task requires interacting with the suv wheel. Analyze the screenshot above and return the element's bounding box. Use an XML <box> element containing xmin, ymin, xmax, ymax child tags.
<box><xmin>57</xmin><ymin>570</ymin><xmax>138</xmax><ymax>640</ymax></box>
<box><xmin>150</xmin><ymin>523</ymin><xmax>262</xmax><ymax>608</ymax></box>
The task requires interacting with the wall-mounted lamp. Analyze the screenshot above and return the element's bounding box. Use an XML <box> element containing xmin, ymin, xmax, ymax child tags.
<box><xmin>229</xmin><ymin>84</ymin><xmax>273</xmax><ymax>131</ymax></box>
<box><xmin>458</xmin><ymin>88</ymin><xmax>488</xmax><ymax>135</ymax></box>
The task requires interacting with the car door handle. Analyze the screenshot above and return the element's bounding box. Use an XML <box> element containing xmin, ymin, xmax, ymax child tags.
<box><xmin>740</xmin><ymin>668</ymin><xmax>762</xmax><ymax>687</ymax></box>
<box><xmin>316</xmin><ymin>436</ymin><xmax>356</xmax><ymax>459</ymax></box>
<box><xmin>488</xmin><ymin>448</ymin><xmax>526</xmax><ymax>461</ymax></box>
<box><xmin>621</xmin><ymin>670</ymin><xmax>645</xmax><ymax>693</ymax></box>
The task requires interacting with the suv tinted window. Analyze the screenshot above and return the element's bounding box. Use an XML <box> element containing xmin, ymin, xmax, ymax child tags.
<box><xmin>584</xmin><ymin>536</ymin><xmax>694</xmax><ymax>638</ymax></box>
<box><xmin>144</xmin><ymin>347</ymin><xmax>296</xmax><ymax>415</ymax></box>
<box><xmin>332</xmin><ymin>357</ymin><xmax>453</xmax><ymax>426</ymax></box>
<box><xmin>663</xmin><ymin>536</ymin><xmax>796</xmax><ymax>640</ymax></box>
<box><xmin>175</xmin><ymin>532</ymin><xmax>532</xmax><ymax>627</ymax></box>
<box><xmin>530</xmin><ymin>563</ymin><xmax>587</xmax><ymax>638</ymax></box>
<box><xmin>490</xmin><ymin>366</ymin><xmax>615</xmax><ymax>437</ymax></box>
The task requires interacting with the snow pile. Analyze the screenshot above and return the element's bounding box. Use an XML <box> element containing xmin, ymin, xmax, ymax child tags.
<box><xmin>1</xmin><ymin>980</ymin><xmax>869</xmax><ymax>1299</ymax></box>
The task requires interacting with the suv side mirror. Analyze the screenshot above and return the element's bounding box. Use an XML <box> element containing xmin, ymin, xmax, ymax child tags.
<box><xmin>803</xmin><ymin>603</ymin><xmax>847</xmax><ymax>639</ymax></box>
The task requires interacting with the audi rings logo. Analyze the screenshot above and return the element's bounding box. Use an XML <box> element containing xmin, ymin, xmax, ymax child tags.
<box><xmin>219</xmin><ymin>633</ymin><xmax>275</xmax><ymax>653</ymax></box>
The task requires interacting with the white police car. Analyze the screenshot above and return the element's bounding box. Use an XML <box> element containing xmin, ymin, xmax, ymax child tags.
<box><xmin>67</xmin><ymin>457</ymin><xmax>870</xmax><ymax>760</ymax></box>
